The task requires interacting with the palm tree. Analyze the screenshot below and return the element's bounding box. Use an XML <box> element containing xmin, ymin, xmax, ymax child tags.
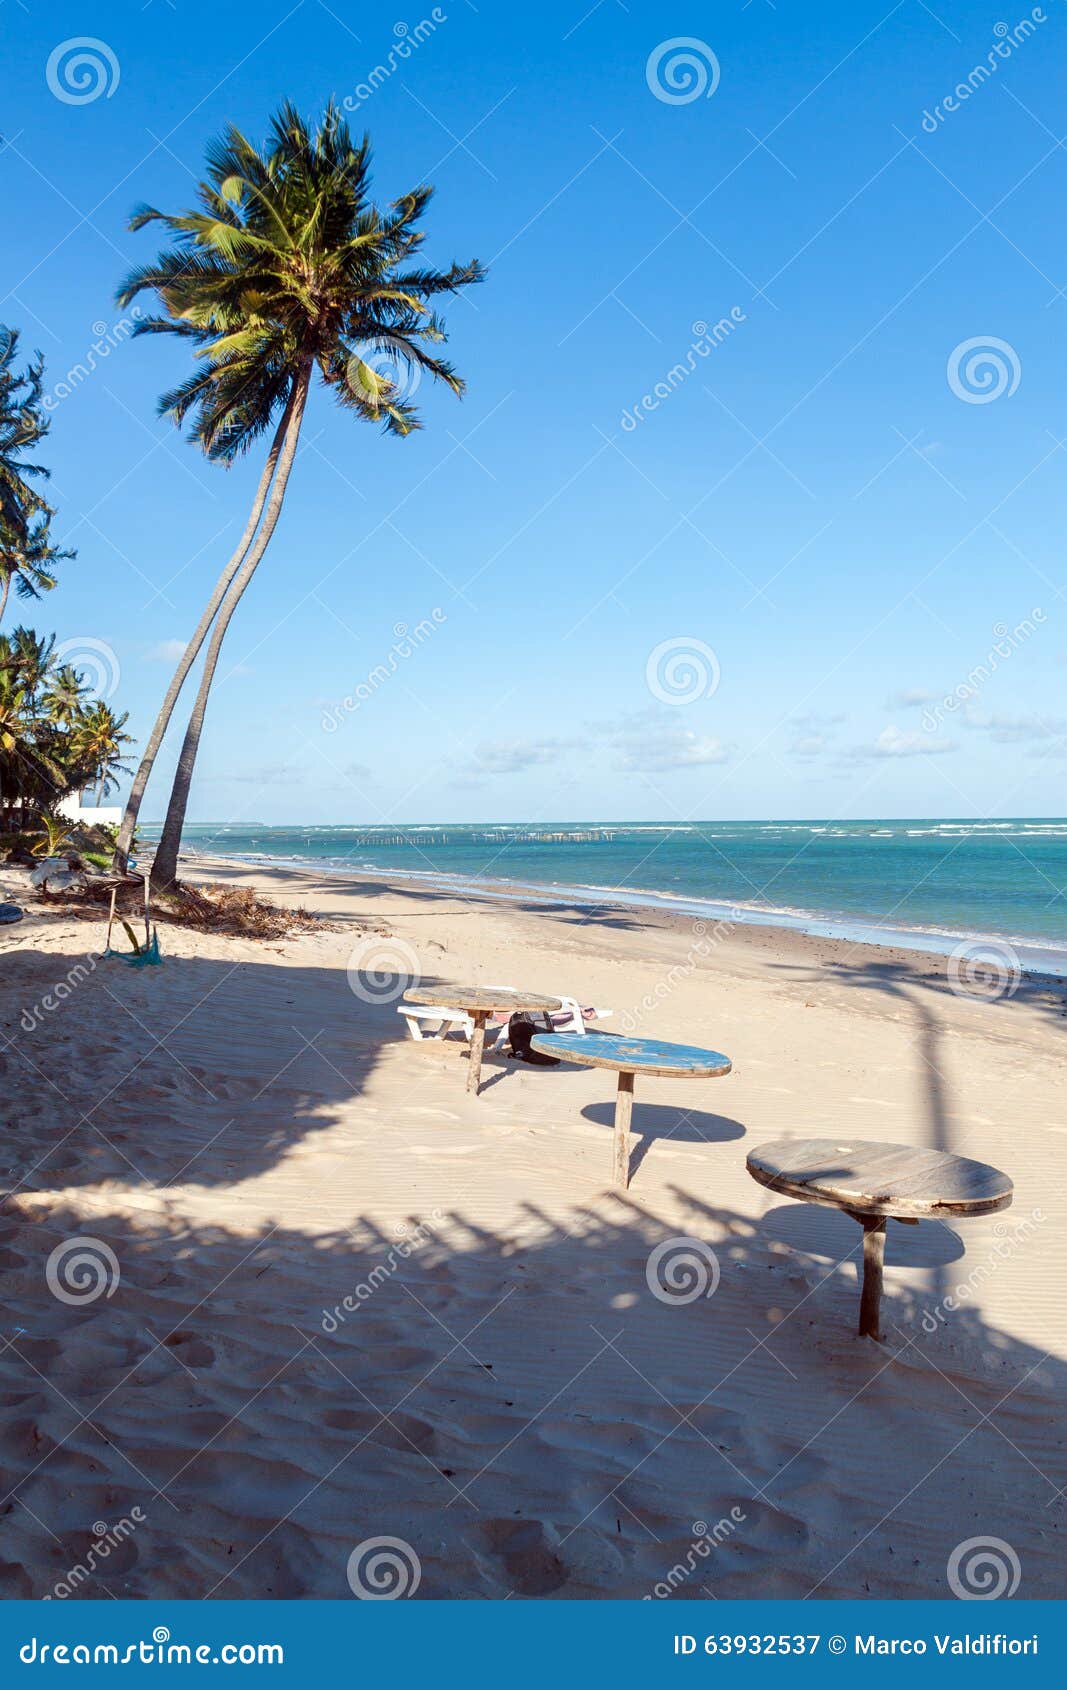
<box><xmin>72</xmin><ymin>700</ymin><xmax>134</xmax><ymax>804</ymax></box>
<box><xmin>112</xmin><ymin>101</ymin><xmax>484</xmax><ymax>887</ymax></box>
<box><xmin>6</xmin><ymin>627</ymin><xmax>55</xmax><ymax>709</ymax></box>
<box><xmin>0</xmin><ymin>328</ymin><xmax>73</xmax><ymax>622</ymax></box>
<box><xmin>0</xmin><ymin>635</ymin><xmax>62</xmax><ymax>823</ymax></box>
<box><xmin>43</xmin><ymin>663</ymin><xmax>88</xmax><ymax>727</ymax></box>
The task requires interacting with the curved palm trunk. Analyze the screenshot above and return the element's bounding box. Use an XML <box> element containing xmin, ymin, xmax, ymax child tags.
<box><xmin>0</xmin><ymin>571</ymin><xmax>11</xmax><ymax>625</ymax></box>
<box><xmin>111</xmin><ymin>389</ymin><xmax>299</xmax><ymax>873</ymax></box>
<box><xmin>150</xmin><ymin>364</ymin><xmax>312</xmax><ymax>892</ymax></box>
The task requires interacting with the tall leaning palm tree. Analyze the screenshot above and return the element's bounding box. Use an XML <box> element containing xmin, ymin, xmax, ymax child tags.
<box><xmin>112</xmin><ymin>101</ymin><xmax>484</xmax><ymax>887</ymax></box>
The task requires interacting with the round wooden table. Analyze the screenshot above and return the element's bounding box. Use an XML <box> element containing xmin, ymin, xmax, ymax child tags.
<box><xmin>746</xmin><ymin>1136</ymin><xmax>1014</xmax><ymax>1341</ymax></box>
<box><xmin>402</xmin><ymin>985</ymin><xmax>562</xmax><ymax>1095</ymax></box>
<box><xmin>529</xmin><ymin>1031</ymin><xmax>732</xmax><ymax>1190</ymax></box>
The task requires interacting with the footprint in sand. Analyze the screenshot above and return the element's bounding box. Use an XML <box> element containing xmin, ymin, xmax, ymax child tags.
<box><xmin>478</xmin><ymin>1517</ymin><xmax>569</xmax><ymax>1596</ymax></box>
<box><xmin>164</xmin><ymin>1331</ymin><xmax>215</xmax><ymax>1368</ymax></box>
<box><xmin>369</xmin><ymin>1412</ymin><xmax>438</xmax><ymax>1456</ymax></box>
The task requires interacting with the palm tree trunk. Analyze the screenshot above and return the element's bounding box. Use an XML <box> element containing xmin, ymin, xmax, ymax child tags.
<box><xmin>150</xmin><ymin>362</ymin><xmax>312</xmax><ymax>892</ymax></box>
<box><xmin>0</xmin><ymin>571</ymin><xmax>11</xmax><ymax>625</ymax></box>
<box><xmin>111</xmin><ymin>387</ymin><xmax>299</xmax><ymax>873</ymax></box>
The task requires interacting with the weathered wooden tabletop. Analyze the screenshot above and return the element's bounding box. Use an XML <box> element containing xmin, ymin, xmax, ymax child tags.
<box><xmin>746</xmin><ymin>1137</ymin><xmax>1013</xmax><ymax>1219</ymax></box>
<box><xmin>529</xmin><ymin>1031</ymin><xmax>732</xmax><ymax>1078</ymax></box>
<box><xmin>403</xmin><ymin>985</ymin><xmax>563</xmax><ymax>1014</ymax></box>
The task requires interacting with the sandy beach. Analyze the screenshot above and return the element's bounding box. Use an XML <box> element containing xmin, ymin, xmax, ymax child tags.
<box><xmin>1</xmin><ymin>854</ymin><xmax>1064</xmax><ymax>1600</ymax></box>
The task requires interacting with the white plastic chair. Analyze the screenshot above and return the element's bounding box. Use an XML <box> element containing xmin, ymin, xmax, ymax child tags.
<box><xmin>397</xmin><ymin>988</ymin><xmax>611</xmax><ymax>1048</ymax></box>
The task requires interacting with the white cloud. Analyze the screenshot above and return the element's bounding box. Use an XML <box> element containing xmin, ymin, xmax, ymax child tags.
<box><xmin>786</xmin><ymin>713</ymin><xmax>843</xmax><ymax>758</ymax></box>
<box><xmin>472</xmin><ymin>739</ymin><xmax>569</xmax><ymax>775</ymax></box>
<box><xmin>227</xmin><ymin>762</ymin><xmax>306</xmax><ymax>785</ymax></box>
<box><xmin>869</xmin><ymin>725</ymin><xmax>956</xmax><ymax>757</ymax></box>
<box><xmin>146</xmin><ymin>638</ymin><xmax>187</xmax><ymax>662</ymax></box>
<box><xmin>965</xmin><ymin>712</ymin><xmax>1067</xmax><ymax>744</ymax></box>
<box><xmin>615</xmin><ymin>727</ymin><xmax>728</xmax><ymax>771</ymax></box>
<box><xmin>886</xmin><ymin>687</ymin><xmax>935</xmax><ymax>708</ymax></box>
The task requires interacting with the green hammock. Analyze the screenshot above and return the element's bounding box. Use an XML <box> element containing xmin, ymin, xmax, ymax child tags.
<box><xmin>103</xmin><ymin>905</ymin><xmax>164</xmax><ymax>968</ymax></box>
<box><xmin>104</xmin><ymin>929</ymin><xmax>163</xmax><ymax>967</ymax></box>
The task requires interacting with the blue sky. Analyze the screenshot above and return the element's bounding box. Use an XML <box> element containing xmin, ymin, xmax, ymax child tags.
<box><xmin>2</xmin><ymin>0</ymin><xmax>1065</xmax><ymax>824</ymax></box>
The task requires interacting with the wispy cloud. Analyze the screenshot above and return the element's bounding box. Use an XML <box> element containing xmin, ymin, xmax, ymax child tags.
<box><xmin>858</xmin><ymin>725</ymin><xmax>957</xmax><ymax>758</ymax></box>
<box><xmin>470</xmin><ymin>738</ymin><xmax>572</xmax><ymax>775</ymax></box>
<box><xmin>457</xmin><ymin>711</ymin><xmax>730</xmax><ymax>783</ymax></box>
<box><xmin>886</xmin><ymin>687</ymin><xmax>936</xmax><ymax>708</ymax></box>
<box><xmin>964</xmin><ymin>712</ymin><xmax>1067</xmax><ymax>744</ymax></box>
<box><xmin>614</xmin><ymin>725</ymin><xmax>727</xmax><ymax>771</ymax></box>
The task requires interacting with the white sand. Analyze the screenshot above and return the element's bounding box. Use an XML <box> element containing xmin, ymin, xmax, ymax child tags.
<box><xmin>1</xmin><ymin>855</ymin><xmax>1064</xmax><ymax>1599</ymax></box>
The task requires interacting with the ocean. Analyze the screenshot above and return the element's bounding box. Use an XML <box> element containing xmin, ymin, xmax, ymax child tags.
<box><xmin>160</xmin><ymin>819</ymin><xmax>1067</xmax><ymax>975</ymax></box>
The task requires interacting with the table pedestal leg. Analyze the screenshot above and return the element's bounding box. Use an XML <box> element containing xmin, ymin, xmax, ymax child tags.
<box><xmin>857</xmin><ymin>1215</ymin><xmax>887</xmax><ymax>1341</ymax></box>
<box><xmin>467</xmin><ymin>1012</ymin><xmax>489</xmax><ymax>1095</ymax></box>
<box><xmin>613</xmin><ymin>1071</ymin><xmax>634</xmax><ymax>1189</ymax></box>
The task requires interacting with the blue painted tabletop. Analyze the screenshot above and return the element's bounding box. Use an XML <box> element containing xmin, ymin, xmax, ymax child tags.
<box><xmin>529</xmin><ymin>1031</ymin><xmax>731</xmax><ymax>1077</ymax></box>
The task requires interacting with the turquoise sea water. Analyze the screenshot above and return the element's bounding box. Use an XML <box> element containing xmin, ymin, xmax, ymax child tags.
<box><xmin>165</xmin><ymin>819</ymin><xmax>1067</xmax><ymax>973</ymax></box>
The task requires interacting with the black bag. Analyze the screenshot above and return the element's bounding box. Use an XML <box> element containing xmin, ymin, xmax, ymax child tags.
<box><xmin>507</xmin><ymin>1012</ymin><xmax>560</xmax><ymax>1065</ymax></box>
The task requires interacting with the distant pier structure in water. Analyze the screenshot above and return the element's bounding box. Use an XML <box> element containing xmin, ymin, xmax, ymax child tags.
<box><xmin>339</xmin><ymin>828</ymin><xmax>617</xmax><ymax>847</ymax></box>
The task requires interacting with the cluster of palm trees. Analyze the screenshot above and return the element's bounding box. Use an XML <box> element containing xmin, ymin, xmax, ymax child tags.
<box><xmin>1</xmin><ymin>325</ymin><xmax>102</xmax><ymax>846</ymax></box>
<box><xmin>0</xmin><ymin>329</ymin><xmax>73</xmax><ymax>623</ymax></box>
<box><xmin>0</xmin><ymin>627</ymin><xmax>132</xmax><ymax>838</ymax></box>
